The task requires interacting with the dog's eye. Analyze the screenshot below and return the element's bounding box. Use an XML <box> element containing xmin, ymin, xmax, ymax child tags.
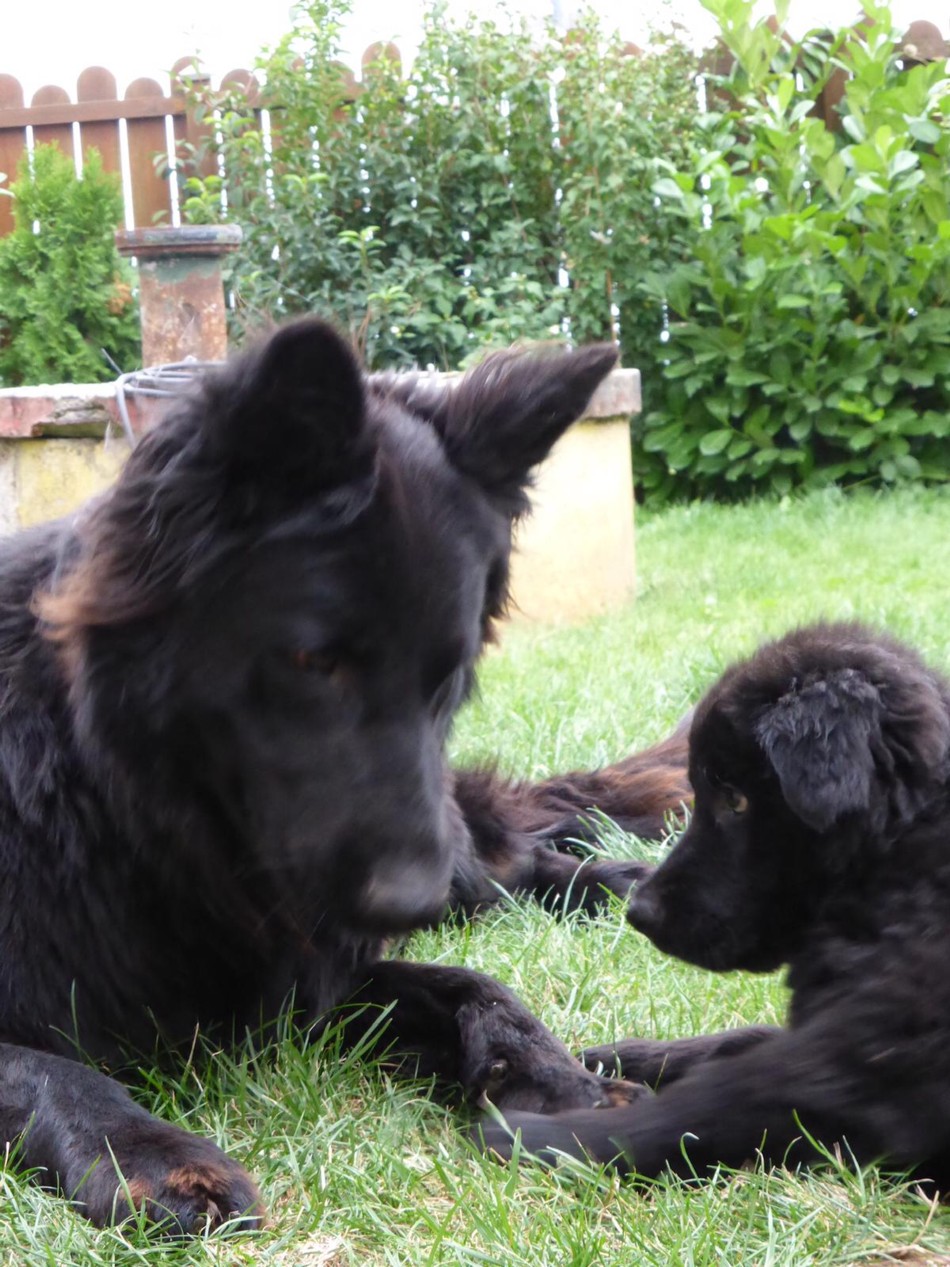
<box><xmin>291</xmin><ymin>648</ymin><xmax>340</xmax><ymax>676</ymax></box>
<box><xmin>724</xmin><ymin>787</ymin><xmax>749</xmax><ymax>815</ymax></box>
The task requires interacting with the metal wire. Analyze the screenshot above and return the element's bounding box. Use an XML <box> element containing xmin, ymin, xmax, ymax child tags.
<box><xmin>114</xmin><ymin>360</ymin><xmax>223</xmax><ymax>446</ymax></box>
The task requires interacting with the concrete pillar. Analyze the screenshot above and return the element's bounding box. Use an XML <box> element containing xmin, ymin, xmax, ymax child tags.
<box><xmin>115</xmin><ymin>224</ymin><xmax>242</xmax><ymax>366</ymax></box>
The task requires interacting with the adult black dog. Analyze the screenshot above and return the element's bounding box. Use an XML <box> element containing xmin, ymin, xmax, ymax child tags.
<box><xmin>0</xmin><ymin>319</ymin><xmax>688</xmax><ymax>1233</ymax></box>
<box><xmin>479</xmin><ymin>621</ymin><xmax>950</xmax><ymax>1191</ymax></box>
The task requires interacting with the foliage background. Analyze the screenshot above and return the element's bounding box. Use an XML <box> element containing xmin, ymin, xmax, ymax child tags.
<box><xmin>182</xmin><ymin>0</ymin><xmax>699</xmax><ymax>397</ymax></box>
<box><xmin>175</xmin><ymin>0</ymin><xmax>950</xmax><ymax>503</ymax></box>
<box><xmin>637</xmin><ymin>0</ymin><xmax>950</xmax><ymax>502</ymax></box>
<box><xmin>0</xmin><ymin>145</ymin><xmax>139</xmax><ymax>386</ymax></box>
<box><xmin>4</xmin><ymin>0</ymin><xmax>948</xmax><ymax>502</ymax></box>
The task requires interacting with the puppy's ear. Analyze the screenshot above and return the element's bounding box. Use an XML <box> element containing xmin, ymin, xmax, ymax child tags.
<box><xmin>216</xmin><ymin>318</ymin><xmax>373</xmax><ymax>501</ymax></box>
<box><xmin>408</xmin><ymin>344</ymin><xmax>618</xmax><ymax>514</ymax></box>
<box><xmin>754</xmin><ymin>670</ymin><xmax>883</xmax><ymax>833</ymax></box>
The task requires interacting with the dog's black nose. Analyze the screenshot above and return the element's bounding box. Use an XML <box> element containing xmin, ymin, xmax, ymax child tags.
<box><xmin>627</xmin><ymin>886</ymin><xmax>663</xmax><ymax>938</ymax></box>
<box><xmin>359</xmin><ymin>860</ymin><xmax>450</xmax><ymax>932</ymax></box>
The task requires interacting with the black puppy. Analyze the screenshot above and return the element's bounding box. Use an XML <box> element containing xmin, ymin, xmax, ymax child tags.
<box><xmin>0</xmin><ymin>320</ymin><xmax>682</xmax><ymax>1233</ymax></box>
<box><xmin>479</xmin><ymin>622</ymin><xmax>950</xmax><ymax>1190</ymax></box>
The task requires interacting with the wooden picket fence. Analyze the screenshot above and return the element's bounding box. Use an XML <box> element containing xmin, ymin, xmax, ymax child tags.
<box><xmin>0</xmin><ymin>20</ymin><xmax>946</xmax><ymax>242</ymax></box>
<box><xmin>0</xmin><ymin>43</ymin><xmax>406</xmax><ymax>240</ymax></box>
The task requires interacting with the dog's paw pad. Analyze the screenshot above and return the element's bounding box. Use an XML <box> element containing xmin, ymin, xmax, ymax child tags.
<box><xmin>116</xmin><ymin>1155</ymin><xmax>264</xmax><ymax>1235</ymax></box>
<box><xmin>594</xmin><ymin>1077</ymin><xmax>651</xmax><ymax>1107</ymax></box>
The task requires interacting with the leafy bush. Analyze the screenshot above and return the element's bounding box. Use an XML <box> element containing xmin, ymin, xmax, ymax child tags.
<box><xmin>555</xmin><ymin>23</ymin><xmax>699</xmax><ymax>406</ymax></box>
<box><xmin>178</xmin><ymin>0</ymin><xmax>700</xmax><ymax>372</ymax></box>
<box><xmin>0</xmin><ymin>144</ymin><xmax>139</xmax><ymax>385</ymax></box>
<box><xmin>637</xmin><ymin>0</ymin><xmax>950</xmax><ymax>501</ymax></box>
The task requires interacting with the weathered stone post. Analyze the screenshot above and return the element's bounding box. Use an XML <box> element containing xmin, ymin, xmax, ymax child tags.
<box><xmin>115</xmin><ymin>224</ymin><xmax>242</xmax><ymax>365</ymax></box>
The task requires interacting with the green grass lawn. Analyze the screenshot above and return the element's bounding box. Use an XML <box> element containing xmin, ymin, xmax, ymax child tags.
<box><xmin>3</xmin><ymin>485</ymin><xmax>950</xmax><ymax>1267</ymax></box>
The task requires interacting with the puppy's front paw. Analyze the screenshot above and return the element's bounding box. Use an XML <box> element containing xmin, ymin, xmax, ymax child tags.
<box><xmin>473</xmin><ymin>1108</ymin><xmax>630</xmax><ymax>1169</ymax></box>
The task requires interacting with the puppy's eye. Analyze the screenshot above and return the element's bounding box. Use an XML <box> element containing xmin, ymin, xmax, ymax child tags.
<box><xmin>724</xmin><ymin>787</ymin><xmax>749</xmax><ymax>815</ymax></box>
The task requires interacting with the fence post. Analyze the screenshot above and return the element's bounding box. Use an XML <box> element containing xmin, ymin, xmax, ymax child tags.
<box><xmin>115</xmin><ymin>224</ymin><xmax>242</xmax><ymax>365</ymax></box>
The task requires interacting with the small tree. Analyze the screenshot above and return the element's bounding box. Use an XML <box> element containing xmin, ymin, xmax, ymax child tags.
<box><xmin>0</xmin><ymin>144</ymin><xmax>140</xmax><ymax>385</ymax></box>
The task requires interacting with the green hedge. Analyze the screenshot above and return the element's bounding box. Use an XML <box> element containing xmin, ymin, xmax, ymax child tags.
<box><xmin>637</xmin><ymin>0</ymin><xmax>950</xmax><ymax>500</ymax></box>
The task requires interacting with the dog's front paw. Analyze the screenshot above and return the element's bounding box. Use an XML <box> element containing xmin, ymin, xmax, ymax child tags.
<box><xmin>570</xmin><ymin>858</ymin><xmax>653</xmax><ymax>913</ymax></box>
<box><xmin>476</xmin><ymin>1051</ymin><xmax>650</xmax><ymax>1115</ymax></box>
<box><xmin>75</xmin><ymin>1126</ymin><xmax>263</xmax><ymax>1234</ymax></box>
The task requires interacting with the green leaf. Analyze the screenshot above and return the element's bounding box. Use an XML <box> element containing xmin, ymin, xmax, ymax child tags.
<box><xmin>653</xmin><ymin>177</ymin><xmax>687</xmax><ymax>200</ymax></box>
<box><xmin>888</xmin><ymin>150</ymin><xmax>918</xmax><ymax>178</ymax></box>
<box><xmin>776</xmin><ymin>294</ymin><xmax>810</xmax><ymax>309</ymax></box>
<box><xmin>699</xmin><ymin>428</ymin><xmax>734</xmax><ymax>455</ymax></box>
<box><xmin>706</xmin><ymin>395</ymin><xmax>733</xmax><ymax>424</ymax></box>
<box><xmin>908</xmin><ymin>118</ymin><xmax>941</xmax><ymax>144</ymax></box>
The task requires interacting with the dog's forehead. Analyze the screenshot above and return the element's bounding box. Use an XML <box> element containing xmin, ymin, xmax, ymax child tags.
<box><xmin>199</xmin><ymin>412</ymin><xmax>507</xmax><ymax>651</ymax></box>
<box><xmin>372</xmin><ymin>402</ymin><xmax>509</xmax><ymax>551</ymax></box>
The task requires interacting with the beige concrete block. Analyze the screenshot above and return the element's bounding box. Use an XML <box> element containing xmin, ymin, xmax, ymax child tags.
<box><xmin>0</xmin><ymin>367</ymin><xmax>639</xmax><ymax>626</ymax></box>
<box><xmin>13</xmin><ymin>437</ymin><xmax>130</xmax><ymax>529</ymax></box>
<box><xmin>0</xmin><ymin>443</ymin><xmax>19</xmax><ymax>538</ymax></box>
<box><xmin>509</xmin><ymin>418</ymin><xmax>636</xmax><ymax>624</ymax></box>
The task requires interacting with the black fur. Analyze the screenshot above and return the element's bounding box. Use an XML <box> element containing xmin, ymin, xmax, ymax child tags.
<box><xmin>478</xmin><ymin>622</ymin><xmax>950</xmax><ymax>1192</ymax></box>
<box><xmin>0</xmin><ymin>321</ymin><xmax>682</xmax><ymax>1233</ymax></box>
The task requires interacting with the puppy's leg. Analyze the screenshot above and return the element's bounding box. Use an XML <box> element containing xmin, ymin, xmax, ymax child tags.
<box><xmin>0</xmin><ymin>1043</ymin><xmax>262</xmax><ymax>1232</ymax></box>
<box><xmin>476</xmin><ymin>1022</ymin><xmax>936</xmax><ymax>1178</ymax></box>
<box><xmin>340</xmin><ymin>961</ymin><xmax>649</xmax><ymax>1113</ymax></box>
<box><xmin>582</xmin><ymin>1025</ymin><xmax>779</xmax><ymax>1087</ymax></box>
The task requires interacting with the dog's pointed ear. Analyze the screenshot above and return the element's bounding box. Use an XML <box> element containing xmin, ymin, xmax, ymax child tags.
<box><xmin>754</xmin><ymin>670</ymin><xmax>883</xmax><ymax>833</ymax></box>
<box><xmin>429</xmin><ymin>344</ymin><xmax>618</xmax><ymax>512</ymax></box>
<box><xmin>217</xmin><ymin>319</ymin><xmax>372</xmax><ymax>498</ymax></box>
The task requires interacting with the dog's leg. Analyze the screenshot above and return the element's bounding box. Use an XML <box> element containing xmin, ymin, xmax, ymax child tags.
<box><xmin>582</xmin><ymin>1025</ymin><xmax>780</xmax><ymax>1087</ymax></box>
<box><xmin>339</xmin><ymin>961</ymin><xmax>650</xmax><ymax>1113</ymax></box>
<box><xmin>0</xmin><ymin>1043</ymin><xmax>262</xmax><ymax>1231</ymax></box>
<box><xmin>519</xmin><ymin>845</ymin><xmax>653</xmax><ymax>914</ymax></box>
<box><xmin>455</xmin><ymin>720</ymin><xmax>691</xmax><ymax>854</ymax></box>
<box><xmin>452</xmin><ymin>721</ymin><xmax>691</xmax><ymax>916</ymax></box>
<box><xmin>452</xmin><ymin>775</ymin><xmax>673</xmax><ymax>919</ymax></box>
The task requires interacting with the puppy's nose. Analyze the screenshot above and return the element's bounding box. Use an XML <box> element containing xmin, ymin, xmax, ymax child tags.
<box><xmin>627</xmin><ymin>885</ymin><xmax>663</xmax><ymax>938</ymax></box>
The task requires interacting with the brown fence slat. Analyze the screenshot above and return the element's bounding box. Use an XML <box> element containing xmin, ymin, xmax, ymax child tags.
<box><xmin>901</xmin><ymin>19</ymin><xmax>950</xmax><ymax>63</ymax></box>
<box><xmin>0</xmin><ymin>73</ymin><xmax>26</xmax><ymax>237</ymax></box>
<box><xmin>31</xmin><ymin>84</ymin><xmax>74</xmax><ymax>157</ymax></box>
<box><xmin>171</xmin><ymin>58</ymin><xmax>217</xmax><ymax>181</ymax></box>
<box><xmin>124</xmin><ymin>76</ymin><xmax>171</xmax><ymax>227</ymax></box>
<box><xmin>361</xmin><ymin>42</ymin><xmax>402</xmax><ymax>79</ymax></box>
<box><xmin>219</xmin><ymin>68</ymin><xmax>262</xmax><ymax>112</ymax></box>
<box><xmin>76</xmin><ymin>66</ymin><xmax>121</xmax><ymax>175</ymax></box>
<box><xmin>0</xmin><ymin>96</ymin><xmax>183</xmax><ymax>128</ymax></box>
<box><xmin>216</xmin><ymin>69</ymin><xmax>264</xmax><ymax>199</ymax></box>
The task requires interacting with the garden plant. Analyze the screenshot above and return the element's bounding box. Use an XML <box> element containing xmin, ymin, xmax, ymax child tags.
<box><xmin>0</xmin><ymin>144</ymin><xmax>139</xmax><ymax>386</ymax></box>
